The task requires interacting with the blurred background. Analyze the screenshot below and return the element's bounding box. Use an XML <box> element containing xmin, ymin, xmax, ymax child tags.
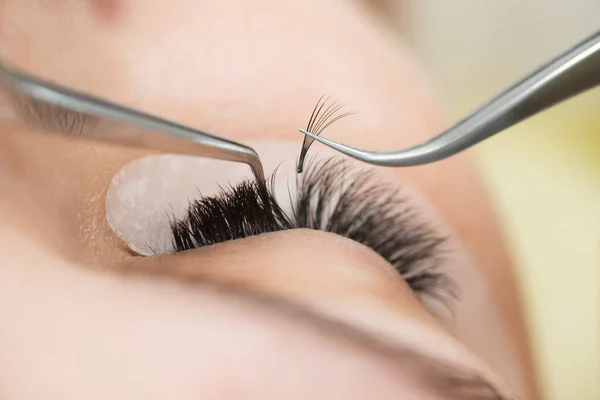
<box><xmin>376</xmin><ymin>1</ymin><xmax>599</xmax><ymax>399</ymax></box>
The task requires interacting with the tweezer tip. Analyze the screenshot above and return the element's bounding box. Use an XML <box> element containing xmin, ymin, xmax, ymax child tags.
<box><xmin>299</xmin><ymin>129</ymin><xmax>347</xmax><ymax>153</ymax></box>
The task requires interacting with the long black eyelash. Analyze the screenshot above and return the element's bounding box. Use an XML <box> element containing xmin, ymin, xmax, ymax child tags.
<box><xmin>171</xmin><ymin>157</ymin><xmax>457</xmax><ymax>309</ymax></box>
<box><xmin>294</xmin><ymin>158</ymin><xmax>456</xmax><ymax>308</ymax></box>
<box><xmin>297</xmin><ymin>97</ymin><xmax>355</xmax><ymax>173</ymax></box>
<box><xmin>171</xmin><ymin>177</ymin><xmax>293</xmax><ymax>249</ymax></box>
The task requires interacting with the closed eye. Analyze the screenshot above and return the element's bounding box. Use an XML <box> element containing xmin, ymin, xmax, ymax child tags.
<box><xmin>170</xmin><ymin>155</ymin><xmax>458</xmax><ymax>312</ymax></box>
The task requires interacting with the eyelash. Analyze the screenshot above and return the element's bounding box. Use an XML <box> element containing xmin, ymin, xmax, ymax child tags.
<box><xmin>170</xmin><ymin>156</ymin><xmax>457</xmax><ymax>310</ymax></box>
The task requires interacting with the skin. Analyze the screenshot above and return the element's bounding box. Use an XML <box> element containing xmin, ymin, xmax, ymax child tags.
<box><xmin>0</xmin><ymin>0</ymin><xmax>538</xmax><ymax>398</ymax></box>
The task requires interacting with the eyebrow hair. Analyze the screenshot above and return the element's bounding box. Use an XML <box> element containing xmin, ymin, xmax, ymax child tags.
<box><xmin>121</xmin><ymin>264</ymin><xmax>512</xmax><ymax>400</ymax></box>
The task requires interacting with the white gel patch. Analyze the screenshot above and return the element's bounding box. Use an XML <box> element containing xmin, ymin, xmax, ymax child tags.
<box><xmin>105</xmin><ymin>141</ymin><xmax>329</xmax><ymax>255</ymax></box>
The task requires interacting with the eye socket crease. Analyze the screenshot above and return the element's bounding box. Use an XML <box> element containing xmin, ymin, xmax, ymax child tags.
<box><xmin>170</xmin><ymin>156</ymin><xmax>457</xmax><ymax>311</ymax></box>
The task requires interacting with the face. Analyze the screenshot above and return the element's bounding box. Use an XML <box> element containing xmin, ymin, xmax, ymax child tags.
<box><xmin>0</xmin><ymin>1</ymin><xmax>537</xmax><ymax>399</ymax></box>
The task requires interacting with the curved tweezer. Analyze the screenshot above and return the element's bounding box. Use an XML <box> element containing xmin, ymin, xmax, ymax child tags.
<box><xmin>299</xmin><ymin>30</ymin><xmax>600</xmax><ymax>168</ymax></box>
<box><xmin>0</xmin><ymin>61</ymin><xmax>264</xmax><ymax>181</ymax></box>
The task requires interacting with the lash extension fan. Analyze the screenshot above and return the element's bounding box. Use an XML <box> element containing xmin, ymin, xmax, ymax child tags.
<box><xmin>299</xmin><ymin>30</ymin><xmax>600</xmax><ymax>168</ymax></box>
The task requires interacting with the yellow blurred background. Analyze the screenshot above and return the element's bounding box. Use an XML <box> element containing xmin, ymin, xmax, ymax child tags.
<box><xmin>391</xmin><ymin>2</ymin><xmax>599</xmax><ymax>399</ymax></box>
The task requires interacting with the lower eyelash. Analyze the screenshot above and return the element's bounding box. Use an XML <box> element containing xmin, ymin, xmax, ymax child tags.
<box><xmin>170</xmin><ymin>156</ymin><xmax>457</xmax><ymax>311</ymax></box>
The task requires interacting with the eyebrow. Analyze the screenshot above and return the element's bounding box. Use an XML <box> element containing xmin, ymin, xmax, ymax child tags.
<box><xmin>123</xmin><ymin>263</ymin><xmax>511</xmax><ymax>400</ymax></box>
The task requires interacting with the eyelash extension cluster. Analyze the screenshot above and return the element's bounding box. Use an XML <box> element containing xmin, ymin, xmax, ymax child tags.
<box><xmin>171</xmin><ymin>157</ymin><xmax>457</xmax><ymax>308</ymax></box>
<box><xmin>297</xmin><ymin>96</ymin><xmax>355</xmax><ymax>173</ymax></box>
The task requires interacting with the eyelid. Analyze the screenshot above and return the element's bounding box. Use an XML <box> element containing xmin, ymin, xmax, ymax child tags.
<box><xmin>124</xmin><ymin>239</ymin><xmax>510</xmax><ymax>400</ymax></box>
<box><xmin>105</xmin><ymin>142</ymin><xmax>454</xmax><ymax>311</ymax></box>
<box><xmin>169</xmin><ymin>155</ymin><xmax>457</xmax><ymax>311</ymax></box>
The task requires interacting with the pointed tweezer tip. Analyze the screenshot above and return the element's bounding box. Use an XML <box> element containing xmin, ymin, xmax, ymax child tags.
<box><xmin>298</xmin><ymin>129</ymin><xmax>327</xmax><ymax>149</ymax></box>
<box><xmin>298</xmin><ymin>129</ymin><xmax>353</xmax><ymax>156</ymax></box>
<box><xmin>298</xmin><ymin>129</ymin><xmax>317</xmax><ymax>138</ymax></box>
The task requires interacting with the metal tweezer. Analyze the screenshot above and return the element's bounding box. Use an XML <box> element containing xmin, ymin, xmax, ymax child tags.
<box><xmin>0</xmin><ymin>60</ymin><xmax>264</xmax><ymax>182</ymax></box>
<box><xmin>299</xmin><ymin>29</ymin><xmax>600</xmax><ymax>168</ymax></box>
